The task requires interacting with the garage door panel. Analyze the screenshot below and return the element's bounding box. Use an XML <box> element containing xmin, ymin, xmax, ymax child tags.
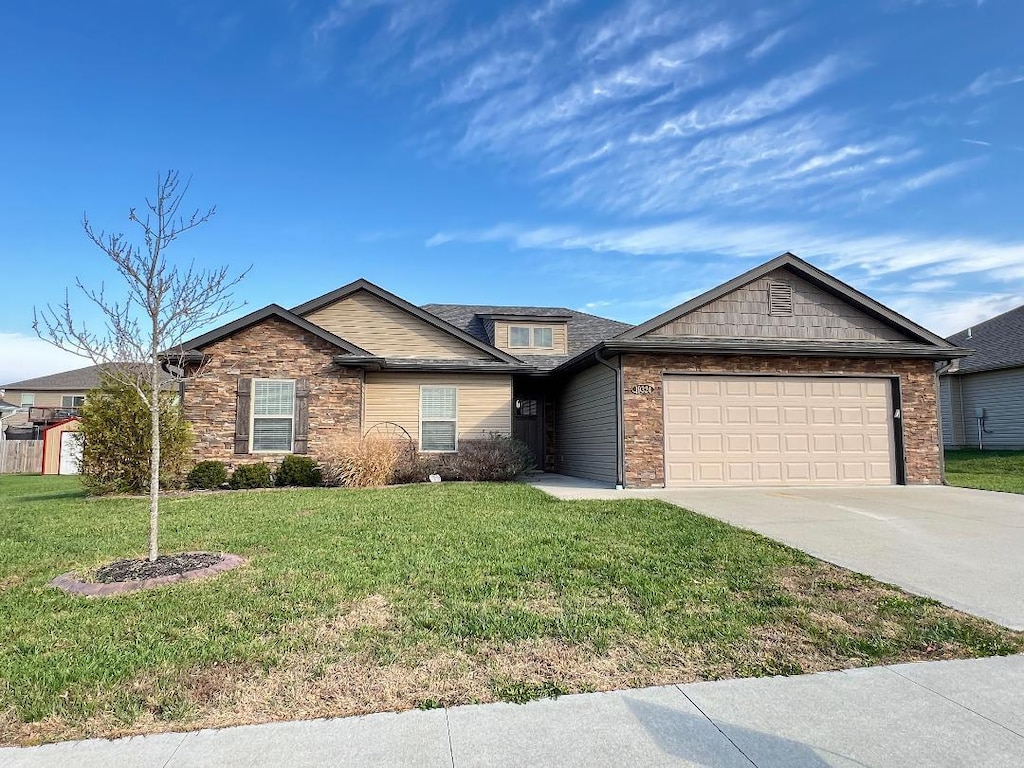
<box><xmin>664</xmin><ymin>375</ymin><xmax>895</xmax><ymax>487</ymax></box>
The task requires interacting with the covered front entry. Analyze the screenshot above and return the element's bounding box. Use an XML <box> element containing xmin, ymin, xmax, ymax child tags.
<box><xmin>512</xmin><ymin>390</ymin><xmax>546</xmax><ymax>469</ymax></box>
<box><xmin>663</xmin><ymin>374</ymin><xmax>898</xmax><ymax>487</ymax></box>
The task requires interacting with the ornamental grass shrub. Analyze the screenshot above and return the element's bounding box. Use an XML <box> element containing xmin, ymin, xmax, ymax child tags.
<box><xmin>319</xmin><ymin>435</ymin><xmax>407</xmax><ymax>488</ymax></box>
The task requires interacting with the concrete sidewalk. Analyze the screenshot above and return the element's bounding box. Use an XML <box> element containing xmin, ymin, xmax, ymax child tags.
<box><xmin>3</xmin><ymin>655</ymin><xmax>1023</xmax><ymax>767</ymax></box>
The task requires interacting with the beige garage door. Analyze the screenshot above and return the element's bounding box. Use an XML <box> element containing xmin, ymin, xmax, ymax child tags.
<box><xmin>664</xmin><ymin>375</ymin><xmax>896</xmax><ymax>486</ymax></box>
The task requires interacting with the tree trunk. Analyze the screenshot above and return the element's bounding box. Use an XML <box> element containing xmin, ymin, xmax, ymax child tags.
<box><xmin>149</xmin><ymin>356</ymin><xmax>161</xmax><ymax>562</ymax></box>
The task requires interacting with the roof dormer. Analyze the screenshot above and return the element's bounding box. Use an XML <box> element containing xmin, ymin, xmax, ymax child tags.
<box><xmin>485</xmin><ymin>313</ymin><xmax>570</xmax><ymax>355</ymax></box>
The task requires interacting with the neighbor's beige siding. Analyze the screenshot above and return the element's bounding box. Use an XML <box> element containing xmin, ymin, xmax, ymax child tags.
<box><xmin>644</xmin><ymin>269</ymin><xmax>910</xmax><ymax>341</ymax></box>
<box><xmin>493</xmin><ymin>320</ymin><xmax>568</xmax><ymax>355</ymax></box>
<box><xmin>364</xmin><ymin>373</ymin><xmax>512</xmax><ymax>448</ymax></box>
<box><xmin>3</xmin><ymin>390</ymin><xmax>67</xmax><ymax>408</ymax></box>
<box><xmin>305</xmin><ymin>290</ymin><xmax>491</xmax><ymax>359</ymax></box>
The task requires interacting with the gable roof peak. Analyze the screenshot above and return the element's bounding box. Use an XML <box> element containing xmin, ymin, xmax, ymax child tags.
<box><xmin>290</xmin><ymin>279</ymin><xmax>523</xmax><ymax>364</ymax></box>
<box><xmin>616</xmin><ymin>251</ymin><xmax>955</xmax><ymax>349</ymax></box>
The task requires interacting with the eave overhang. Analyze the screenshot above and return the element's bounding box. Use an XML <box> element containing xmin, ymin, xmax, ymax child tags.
<box><xmin>551</xmin><ymin>339</ymin><xmax>972</xmax><ymax>377</ymax></box>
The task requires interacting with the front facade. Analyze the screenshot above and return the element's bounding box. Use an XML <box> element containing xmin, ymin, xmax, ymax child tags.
<box><xmin>940</xmin><ymin>304</ymin><xmax>1024</xmax><ymax>450</ymax></box>
<box><xmin>173</xmin><ymin>253</ymin><xmax>966</xmax><ymax>487</ymax></box>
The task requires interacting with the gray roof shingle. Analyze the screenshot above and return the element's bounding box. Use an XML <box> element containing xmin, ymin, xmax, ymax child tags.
<box><xmin>1</xmin><ymin>363</ymin><xmax>111</xmax><ymax>391</ymax></box>
<box><xmin>422</xmin><ymin>304</ymin><xmax>633</xmax><ymax>371</ymax></box>
<box><xmin>946</xmin><ymin>303</ymin><xmax>1024</xmax><ymax>374</ymax></box>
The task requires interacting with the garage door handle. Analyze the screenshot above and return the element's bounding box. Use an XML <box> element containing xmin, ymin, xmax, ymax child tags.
<box><xmin>894</xmin><ymin>409</ymin><xmax>901</xmax><ymax>419</ymax></box>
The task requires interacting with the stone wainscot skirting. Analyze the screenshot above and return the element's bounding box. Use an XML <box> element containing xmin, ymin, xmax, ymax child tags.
<box><xmin>49</xmin><ymin>553</ymin><xmax>247</xmax><ymax>597</ymax></box>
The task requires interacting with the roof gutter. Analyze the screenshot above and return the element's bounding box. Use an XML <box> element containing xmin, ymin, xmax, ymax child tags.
<box><xmin>594</xmin><ymin>348</ymin><xmax>625</xmax><ymax>490</ymax></box>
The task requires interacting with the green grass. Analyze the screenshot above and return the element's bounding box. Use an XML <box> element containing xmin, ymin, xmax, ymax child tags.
<box><xmin>1</xmin><ymin>475</ymin><xmax>1021</xmax><ymax>744</ymax></box>
<box><xmin>945</xmin><ymin>449</ymin><xmax>1024</xmax><ymax>493</ymax></box>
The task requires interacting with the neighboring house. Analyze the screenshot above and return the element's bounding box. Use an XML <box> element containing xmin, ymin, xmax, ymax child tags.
<box><xmin>174</xmin><ymin>253</ymin><xmax>966</xmax><ymax>488</ymax></box>
<box><xmin>0</xmin><ymin>364</ymin><xmax>105</xmax><ymax>433</ymax></box>
<box><xmin>940</xmin><ymin>303</ymin><xmax>1024</xmax><ymax>450</ymax></box>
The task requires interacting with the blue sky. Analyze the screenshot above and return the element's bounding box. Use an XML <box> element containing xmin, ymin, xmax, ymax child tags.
<box><xmin>2</xmin><ymin>0</ymin><xmax>1023</xmax><ymax>383</ymax></box>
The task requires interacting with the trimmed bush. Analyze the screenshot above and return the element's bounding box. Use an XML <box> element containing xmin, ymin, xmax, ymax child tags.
<box><xmin>229</xmin><ymin>463</ymin><xmax>273</xmax><ymax>489</ymax></box>
<box><xmin>78</xmin><ymin>374</ymin><xmax>194</xmax><ymax>495</ymax></box>
<box><xmin>275</xmin><ymin>455</ymin><xmax>322</xmax><ymax>487</ymax></box>
<box><xmin>186</xmin><ymin>461</ymin><xmax>228</xmax><ymax>490</ymax></box>
<box><xmin>320</xmin><ymin>435</ymin><xmax>407</xmax><ymax>487</ymax></box>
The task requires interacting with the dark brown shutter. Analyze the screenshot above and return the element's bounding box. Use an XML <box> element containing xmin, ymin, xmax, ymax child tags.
<box><xmin>234</xmin><ymin>378</ymin><xmax>252</xmax><ymax>454</ymax></box>
<box><xmin>293</xmin><ymin>378</ymin><xmax>309</xmax><ymax>454</ymax></box>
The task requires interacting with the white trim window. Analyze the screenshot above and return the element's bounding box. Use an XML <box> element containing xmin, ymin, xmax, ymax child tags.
<box><xmin>420</xmin><ymin>385</ymin><xmax>458</xmax><ymax>452</ymax></box>
<box><xmin>509</xmin><ymin>325</ymin><xmax>553</xmax><ymax>349</ymax></box>
<box><xmin>61</xmin><ymin>395</ymin><xmax>86</xmax><ymax>408</ymax></box>
<box><xmin>251</xmin><ymin>379</ymin><xmax>295</xmax><ymax>452</ymax></box>
<box><xmin>508</xmin><ymin>326</ymin><xmax>531</xmax><ymax>348</ymax></box>
<box><xmin>20</xmin><ymin>393</ymin><xmax>35</xmax><ymax>407</ymax></box>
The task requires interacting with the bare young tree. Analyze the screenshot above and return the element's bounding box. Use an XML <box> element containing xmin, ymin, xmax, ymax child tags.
<box><xmin>35</xmin><ymin>171</ymin><xmax>248</xmax><ymax>561</ymax></box>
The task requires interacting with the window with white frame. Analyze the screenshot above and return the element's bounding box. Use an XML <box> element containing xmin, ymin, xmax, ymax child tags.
<box><xmin>61</xmin><ymin>395</ymin><xmax>86</xmax><ymax>408</ymax></box>
<box><xmin>251</xmin><ymin>379</ymin><xmax>295</xmax><ymax>452</ymax></box>
<box><xmin>508</xmin><ymin>326</ymin><xmax>531</xmax><ymax>347</ymax></box>
<box><xmin>509</xmin><ymin>325</ymin><xmax>554</xmax><ymax>348</ymax></box>
<box><xmin>20</xmin><ymin>393</ymin><xmax>35</xmax><ymax>407</ymax></box>
<box><xmin>420</xmin><ymin>385</ymin><xmax>457</xmax><ymax>452</ymax></box>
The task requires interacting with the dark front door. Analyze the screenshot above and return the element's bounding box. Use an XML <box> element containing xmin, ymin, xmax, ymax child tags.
<box><xmin>513</xmin><ymin>395</ymin><xmax>545</xmax><ymax>470</ymax></box>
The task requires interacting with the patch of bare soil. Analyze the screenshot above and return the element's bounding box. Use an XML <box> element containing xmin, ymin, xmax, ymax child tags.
<box><xmin>94</xmin><ymin>553</ymin><xmax>222</xmax><ymax>583</ymax></box>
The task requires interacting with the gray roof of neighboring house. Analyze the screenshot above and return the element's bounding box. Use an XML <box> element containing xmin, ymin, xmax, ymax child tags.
<box><xmin>0</xmin><ymin>399</ymin><xmax>18</xmax><ymax>411</ymax></box>
<box><xmin>946</xmin><ymin>303</ymin><xmax>1024</xmax><ymax>374</ymax></box>
<box><xmin>1</xmin><ymin>363</ymin><xmax>110</xmax><ymax>392</ymax></box>
<box><xmin>422</xmin><ymin>304</ymin><xmax>633</xmax><ymax>371</ymax></box>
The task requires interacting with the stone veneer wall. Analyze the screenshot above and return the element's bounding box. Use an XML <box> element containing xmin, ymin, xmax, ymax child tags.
<box><xmin>621</xmin><ymin>354</ymin><xmax>942</xmax><ymax>488</ymax></box>
<box><xmin>185</xmin><ymin>317</ymin><xmax>363</xmax><ymax>465</ymax></box>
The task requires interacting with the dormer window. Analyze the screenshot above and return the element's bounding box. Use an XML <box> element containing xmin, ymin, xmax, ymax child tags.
<box><xmin>509</xmin><ymin>326</ymin><xmax>553</xmax><ymax>349</ymax></box>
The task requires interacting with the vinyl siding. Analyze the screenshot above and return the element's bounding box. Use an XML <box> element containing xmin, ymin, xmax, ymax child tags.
<box><xmin>305</xmin><ymin>290</ymin><xmax>492</xmax><ymax>360</ymax></box>
<box><xmin>2</xmin><ymin>390</ymin><xmax>69</xmax><ymax>408</ymax></box>
<box><xmin>494</xmin><ymin>320</ymin><xmax>568</xmax><ymax>355</ymax></box>
<box><xmin>939</xmin><ymin>377</ymin><xmax>956</xmax><ymax>446</ymax></box>
<box><xmin>363</xmin><ymin>373</ymin><xmax>512</xmax><ymax>449</ymax></box>
<box><xmin>556</xmin><ymin>363</ymin><xmax>618</xmax><ymax>484</ymax></box>
<box><xmin>644</xmin><ymin>269</ymin><xmax>910</xmax><ymax>341</ymax></box>
<box><xmin>941</xmin><ymin>368</ymin><xmax>1024</xmax><ymax>449</ymax></box>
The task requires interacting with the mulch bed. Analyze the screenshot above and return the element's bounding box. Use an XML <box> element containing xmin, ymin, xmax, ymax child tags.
<box><xmin>50</xmin><ymin>552</ymin><xmax>246</xmax><ymax>597</ymax></box>
<box><xmin>95</xmin><ymin>552</ymin><xmax>223</xmax><ymax>583</ymax></box>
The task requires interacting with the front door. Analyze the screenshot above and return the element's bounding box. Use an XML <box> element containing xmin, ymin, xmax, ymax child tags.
<box><xmin>513</xmin><ymin>395</ymin><xmax>545</xmax><ymax>470</ymax></box>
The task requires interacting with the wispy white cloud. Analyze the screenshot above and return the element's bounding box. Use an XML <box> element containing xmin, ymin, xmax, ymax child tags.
<box><xmin>963</xmin><ymin>66</ymin><xmax>1024</xmax><ymax>97</ymax></box>
<box><xmin>747</xmin><ymin>27</ymin><xmax>791</xmax><ymax>60</ymax></box>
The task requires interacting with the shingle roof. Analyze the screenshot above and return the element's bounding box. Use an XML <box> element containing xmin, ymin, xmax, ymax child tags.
<box><xmin>946</xmin><ymin>303</ymin><xmax>1024</xmax><ymax>374</ymax></box>
<box><xmin>422</xmin><ymin>304</ymin><xmax>633</xmax><ymax>371</ymax></box>
<box><xmin>1</xmin><ymin>363</ymin><xmax>110</xmax><ymax>391</ymax></box>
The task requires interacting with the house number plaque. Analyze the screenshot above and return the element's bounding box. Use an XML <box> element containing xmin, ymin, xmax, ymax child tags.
<box><xmin>630</xmin><ymin>384</ymin><xmax>655</xmax><ymax>395</ymax></box>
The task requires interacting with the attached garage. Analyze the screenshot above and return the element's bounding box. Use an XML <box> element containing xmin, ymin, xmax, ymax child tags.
<box><xmin>663</xmin><ymin>375</ymin><xmax>898</xmax><ymax>487</ymax></box>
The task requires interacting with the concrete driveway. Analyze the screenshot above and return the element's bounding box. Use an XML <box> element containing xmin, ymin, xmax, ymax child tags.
<box><xmin>530</xmin><ymin>477</ymin><xmax>1024</xmax><ymax>630</ymax></box>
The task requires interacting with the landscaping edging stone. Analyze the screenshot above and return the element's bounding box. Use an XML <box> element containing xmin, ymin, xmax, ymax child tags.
<box><xmin>49</xmin><ymin>553</ymin><xmax>246</xmax><ymax>597</ymax></box>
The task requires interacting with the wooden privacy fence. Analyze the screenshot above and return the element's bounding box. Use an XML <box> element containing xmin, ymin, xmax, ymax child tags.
<box><xmin>0</xmin><ymin>440</ymin><xmax>42</xmax><ymax>474</ymax></box>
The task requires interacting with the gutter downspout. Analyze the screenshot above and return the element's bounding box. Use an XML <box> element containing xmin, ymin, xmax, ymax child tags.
<box><xmin>595</xmin><ymin>348</ymin><xmax>625</xmax><ymax>490</ymax></box>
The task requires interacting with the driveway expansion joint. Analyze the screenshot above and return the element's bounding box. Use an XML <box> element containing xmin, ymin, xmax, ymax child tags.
<box><xmin>884</xmin><ymin>664</ymin><xmax>1024</xmax><ymax>741</ymax></box>
<box><xmin>674</xmin><ymin>684</ymin><xmax>759</xmax><ymax>767</ymax></box>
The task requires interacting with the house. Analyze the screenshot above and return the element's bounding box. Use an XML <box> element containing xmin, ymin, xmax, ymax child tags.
<box><xmin>940</xmin><ymin>303</ymin><xmax>1024</xmax><ymax>450</ymax></box>
<box><xmin>0</xmin><ymin>364</ymin><xmax>105</xmax><ymax>434</ymax></box>
<box><xmin>175</xmin><ymin>253</ymin><xmax>967</xmax><ymax>488</ymax></box>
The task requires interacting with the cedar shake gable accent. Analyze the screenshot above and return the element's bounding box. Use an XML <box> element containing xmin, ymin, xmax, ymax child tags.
<box><xmin>290</xmin><ymin>279</ymin><xmax>522</xmax><ymax>364</ymax></box>
<box><xmin>615</xmin><ymin>252</ymin><xmax>958</xmax><ymax>350</ymax></box>
<box><xmin>177</xmin><ymin>304</ymin><xmax>372</xmax><ymax>356</ymax></box>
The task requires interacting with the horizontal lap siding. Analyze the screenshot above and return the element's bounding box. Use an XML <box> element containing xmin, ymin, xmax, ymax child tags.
<box><xmin>953</xmin><ymin>368</ymin><xmax>1024</xmax><ymax>449</ymax></box>
<box><xmin>363</xmin><ymin>373</ymin><xmax>512</xmax><ymax>447</ymax></box>
<box><xmin>556</xmin><ymin>363</ymin><xmax>617</xmax><ymax>484</ymax></box>
<box><xmin>939</xmin><ymin>377</ymin><xmax>956</xmax><ymax>447</ymax></box>
<box><xmin>306</xmin><ymin>291</ymin><xmax>491</xmax><ymax>360</ymax></box>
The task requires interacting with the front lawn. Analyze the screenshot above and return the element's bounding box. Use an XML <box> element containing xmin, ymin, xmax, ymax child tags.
<box><xmin>945</xmin><ymin>449</ymin><xmax>1024</xmax><ymax>494</ymax></box>
<box><xmin>1</xmin><ymin>475</ymin><xmax>1021</xmax><ymax>745</ymax></box>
